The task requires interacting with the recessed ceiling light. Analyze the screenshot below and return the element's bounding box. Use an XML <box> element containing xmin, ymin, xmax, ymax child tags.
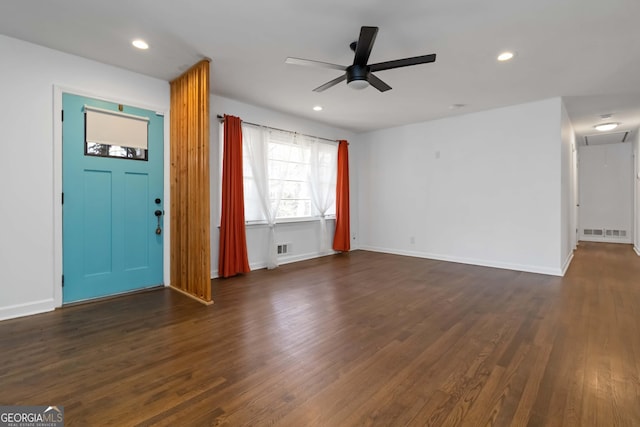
<box><xmin>132</xmin><ymin>39</ymin><xmax>149</xmax><ymax>50</ymax></box>
<box><xmin>594</xmin><ymin>122</ymin><xmax>619</xmax><ymax>132</ymax></box>
<box><xmin>313</xmin><ymin>105</ymin><xmax>323</xmax><ymax>111</ymax></box>
<box><xmin>497</xmin><ymin>51</ymin><xmax>514</xmax><ymax>61</ymax></box>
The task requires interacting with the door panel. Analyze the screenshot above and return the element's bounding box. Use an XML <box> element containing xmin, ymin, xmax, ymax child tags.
<box><xmin>577</xmin><ymin>143</ymin><xmax>633</xmax><ymax>244</ymax></box>
<box><xmin>124</xmin><ymin>172</ymin><xmax>150</xmax><ymax>271</ymax></box>
<box><xmin>83</xmin><ymin>169</ymin><xmax>113</xmax><ymax>276</ymax></box>
<box><xmin>63</xmin><ymin>93</ymin><xmax>164</xmax><ymax>303</ymax></box>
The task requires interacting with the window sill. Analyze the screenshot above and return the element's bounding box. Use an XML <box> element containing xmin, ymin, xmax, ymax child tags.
<box><xmin>246</xmin><ymin>216</ymin><xmax>336</xmax><ymax>228</ymax></box>
<box><xmin>217</xmin><ymin>216</ymin><xmax>336</xmax><ymax>229</ymax></box>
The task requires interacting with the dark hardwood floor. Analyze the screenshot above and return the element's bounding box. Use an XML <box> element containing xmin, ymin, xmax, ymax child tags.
<box><xmin>1</xmin><ymin>242</ymin><xmax>639</xmax><ymax>426</ymax></box>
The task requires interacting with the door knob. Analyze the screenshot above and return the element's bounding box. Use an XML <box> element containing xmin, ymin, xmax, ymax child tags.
<box><xmin>154</xmin><ymin>210</ymin><xmax>163</xmax><ymax>235</ymax></box>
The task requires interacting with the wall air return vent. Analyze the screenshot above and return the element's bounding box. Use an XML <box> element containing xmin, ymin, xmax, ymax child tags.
<box><xmin>277</xmin><ymin>243</ymin><xmax>290</xmax><ymax>255</ymax></box>
<box><xmin>605</xmin><ymin>229</ymin><xmax>627</xmax><ymax>238</ymax></box>
<box><xmin>583</xmin><ymin>229</ymin><xmax>603</xmax><ymax>236</ymax></box>
<box><xmin>583</xmin><ymin>228</ymin><xmax>627</xmax><ymax>238</ymax></box>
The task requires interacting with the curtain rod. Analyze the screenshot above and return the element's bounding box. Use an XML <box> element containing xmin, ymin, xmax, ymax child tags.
<box><xmin>216</xmin><ymin>114</ymin><xmax>339</xmax><ymax>144</ymax></box>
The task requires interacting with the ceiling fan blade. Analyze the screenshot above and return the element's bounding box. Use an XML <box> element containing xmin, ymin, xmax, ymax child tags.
<box><xmin>353</xmin><ymin>26</ymin><xmax>378</xmax><ymax>66</ymax></box>
<box><xmin>369</xmin><ymin>54</ymin><xmax>436</xmax><ymax>72</ymax></box>
<box><xmin>313</xmin><ymin>74</ymin><xmax>347</xmax><ymax>92</ymax></box>
<box><xmin>285</xmin><ymin>57</ymin><xmax>346</xmax><ymax>71</ymax></box>
<box><xmin>368</xmin><ymin>73</ymin><xmax>392</xmax><ymax>92</ymax></box>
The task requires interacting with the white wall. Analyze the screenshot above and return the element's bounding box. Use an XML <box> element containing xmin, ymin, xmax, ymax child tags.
<box><xmin>560</xmin><ymin>100</ymin><xmax>577</xmax><ymax>272</ymax></box>
<box><xmin>210</xmin><ymin>95</ymin><xmax>356</xmax><ymax>276</ymax></box>
<box><xmin>0</xmin><ymin>35</ymin><xmax>170</xmax><ymax>320</ymax></box>
<box><xmin>356</xmin><ymin>98</ymin><xmax>565</xmax><ymax>275</ymax></box>
<box><xmin>578</xmin><ymin>142</ymin><xmax>633</xmax><ymax>243</ymax></box>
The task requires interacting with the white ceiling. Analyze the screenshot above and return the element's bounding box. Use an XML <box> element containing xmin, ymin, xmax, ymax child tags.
<box><xmin>1</xmin><ymin>0</ymin><xmax>640</xmax><ymax>134</ymax></box>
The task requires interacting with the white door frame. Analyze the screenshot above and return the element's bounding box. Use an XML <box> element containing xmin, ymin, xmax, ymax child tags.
<box><xmin>634</xmin><ymin>150</ymin><xmax>640</xmax><ymax>254</ymax></box>
<box><xmin>52</xmin><ymin>84</ymin><xmax>171</xmax><ymax>308</ymax></box>
<box><xmin>571</xmin><ymin>139</ymin><xmax>580</xmax><ymax>250</ymax></box>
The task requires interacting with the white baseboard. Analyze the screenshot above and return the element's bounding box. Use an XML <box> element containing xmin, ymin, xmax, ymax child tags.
<box><xmin>634</xmin><ymin>246</ymin><xmax>640</xmax><ymax>256</ymax></box>
<box><xmin>0</xmin><ymin>299</ymin><xmax>56</xmax><ymax>321</ymax></box>
<box><xmin>249</xmin><ymin>250</ymin><xmax>337</xmax><ymax>271</ymax></box>
<box><xmin>211</xmin><ymin>250</ymin><xmax>338</xmax><ymax>279</ymax></box>
<box><xmin>561</xmin><ymin>251</ymin><xmax>574</xmax><ymax>275</ymax></box>
<box><xmin>579</xmin><ymin>237</ymin><xmax>632</xmax><ymax>244</ymax></box>
<box><xmin>279</xmin><ymin>250</ymin><xmax>337</xmax><ymax>266</ymax></box>
<box><xmin>358</xmin><ymin>245</ymin><xmax>564</xmax><ymax>277</ymax></box>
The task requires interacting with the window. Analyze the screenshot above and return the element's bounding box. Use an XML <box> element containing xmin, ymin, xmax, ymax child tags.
<box><xmin>86</xmin><ymin>143</ymin><xmax>147</xmax><ymax>160</ymax></box>
<box><xmin>264</xmin><ymin>131</ymin><xmax>313</xmax><ymax>219</ymax></box>
<box><xmin>224</xmin><ymin>123</ymin><xmax>337</xmax><ymax>223</ymax></box>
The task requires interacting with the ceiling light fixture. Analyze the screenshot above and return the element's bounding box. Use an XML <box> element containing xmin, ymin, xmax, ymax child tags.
<box><xmin>313</xmin><ymin>106</ymin><xmax>323</xmax><ymax>111</ymax></box>
<box><xmin>594</xmin><ymin>122</ymin><xmax>619</xmax><ymax>132</ymax></box>
<box><xmin>132</xmin><ymin>39</ymin><xmax>149</xmax><ymax>50</ymax></box>
<box><xmin>497</xmin><ymin>51</ymin><xmax>514</xmax><ymax>61</ymax></box>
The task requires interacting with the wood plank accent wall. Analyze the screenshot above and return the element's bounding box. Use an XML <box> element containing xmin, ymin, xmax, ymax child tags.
<box><xmin>169</xmin><ymin>60</ymin><xmax>212</xmax><ymax>304</ymax></box>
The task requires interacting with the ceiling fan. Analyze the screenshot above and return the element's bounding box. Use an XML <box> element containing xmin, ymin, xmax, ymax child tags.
<box><xmin>285</xmin><ymin>26</ymin><xmax>436</xmax><ymax>93</ymax></box>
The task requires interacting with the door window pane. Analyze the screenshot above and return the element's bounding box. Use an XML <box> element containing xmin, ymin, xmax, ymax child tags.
<box><xmin>86</xmin><ymin>142</ymin><xmax>147</xmax><ymax>160</ymax></box>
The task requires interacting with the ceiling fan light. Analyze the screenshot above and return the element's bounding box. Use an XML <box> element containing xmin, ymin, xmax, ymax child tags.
<box><xmin>348</xmin><ymin>79</ymin><xmax>369</xmax><ymax>90</ymax></box>
<box><xmin>594</xmin><ymin>122</ymin><xmax>619</xmax><ymax>132</ymax></box>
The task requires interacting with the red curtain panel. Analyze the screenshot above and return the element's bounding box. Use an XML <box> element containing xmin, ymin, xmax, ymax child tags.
<box><xmin>218</xmin><ymin>115</ymin><xmax>251</xmax><ymax>277</ymax></box>
<box><xmin>333</xmin><ymin>140</ymin><xmax>350</xmax><ymax>252</ymax></box>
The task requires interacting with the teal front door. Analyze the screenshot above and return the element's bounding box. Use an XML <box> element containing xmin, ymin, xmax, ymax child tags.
<box><xmin>62</xmin><ymin>93</ymin><xmax>164</xmax><ymax>303</ymax></box>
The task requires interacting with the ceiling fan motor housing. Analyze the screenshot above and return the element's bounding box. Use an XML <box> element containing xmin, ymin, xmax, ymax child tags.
<box><xmin>347</xmin><ymin>64</ymin><xmax>370</xmax><ymax>85</ymax></box>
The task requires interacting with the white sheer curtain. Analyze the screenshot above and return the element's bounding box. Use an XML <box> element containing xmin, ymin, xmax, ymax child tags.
<box><xmin>306</xmin><ymin>137</ymin><xmax>338</xmax><ymax>254</ymax></box>
<box><xmin>243</xmin><ymin>125</ymin><xmax>277</xmax><ymax>268</ymax></box>
<box><xmin>243</xmin><ymin>125</ymin><xmax>295</xmax><ymax>269</ymax></box>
